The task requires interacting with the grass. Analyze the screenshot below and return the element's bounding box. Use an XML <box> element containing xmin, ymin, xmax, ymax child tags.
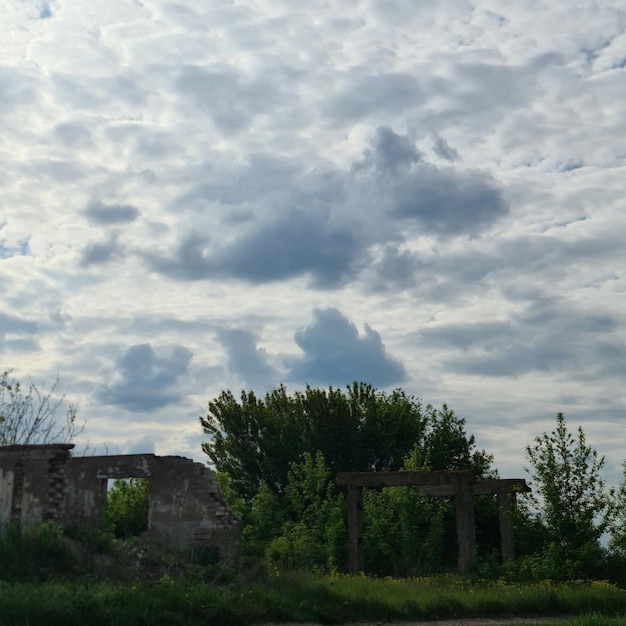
<box><xmin>2</xmin><ymin>573</ymin><xmax>626</xmax><ymax>626</ymax></box>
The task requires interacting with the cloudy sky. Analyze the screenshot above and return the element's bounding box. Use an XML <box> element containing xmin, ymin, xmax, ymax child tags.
<box><xmin>1</xmin><ymin>0</ymin><xmax>625</xmax><ymax>485</ymax></box>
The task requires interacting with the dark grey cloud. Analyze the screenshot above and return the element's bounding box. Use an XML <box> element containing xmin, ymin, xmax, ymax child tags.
<box><xmin>85</xmin><ymin>202</ymin><xmax>140</xmax><ymax>225</ymax></box>
<box><xmin>147</xmin><ymin>210</ymin><xmax>358</xmax><ymax>288</ymax></box>
<box><xmin>150</xmin><ymin>126</ymin><xmax>509</xmax><ymax>290</ymax></box>
<box><xmin>425</xmin><ymin>300</ymin><xmax>622</xmax><ymax>378</ymax></box>
<box><xmin>0</xmin><ymin>312</ymin><xmax>38</xmax><ymax>336</ymax></box>
<box><xmin>218</xmin><ymin>211</ymin><xmax>357</xmax><ymax>287</ymax></box>
<box><xmin>287</xmin><ymin>308</ymin><xmax>406</xmax><ymax>387</ymax></box>
<box><xmin>366</xmin><ymin>244</ymin><xmax>423</xmax><ymax>292</ymax></box>
<box><xmin>354</xmin><ymin>126</ymin><xmax>421</xmax><ymax>174</ymax></box>
<box><xmin>352</xmin><ymin>126</ymin><xmax>508</xmax><ymax>238</ymax></box>
<box><xmin>327</xmin><ymin>73</ymin><xmax>423</xmax><ymax>123</ymax></box>
<box><xmin>217</xmin><ymin>328</ymin><xmax>278</xmax><ymax>390</ymax></box>
<box><xmin>390</xmin><ymin>164</ymin><xmax>508</xmax><ymax>236</ymax></box>
<box><xmin>432</xmin><ymin>134</ymin><xmax>460</xmax><ymax>161</ymax></box>
<box><xmin>0</xmin><ymin>313</ymin><xmax>39</xmax><ymax>355</ymax></box>
<box><xmin>97</xmin><ymin>343</ymin><xmax>192</xmax><ymax>412</ymax></box>
<box><xmin>80</xmin><ymin>234</ymin><xmax>122</xmax><ymax>266</ymax></box>
<box><xmin>420</xmin><ymin>321</ymin><xmax>515</xmax><ymax>351</ymax></box>
<box><xmin>3</xmin><ymin>337</ymin><xmax>40</xmax><ymax>354</ymax></box>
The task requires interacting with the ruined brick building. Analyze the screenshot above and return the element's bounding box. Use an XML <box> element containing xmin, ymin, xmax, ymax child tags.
<box><xmin>0</xmin><ymin>444</ymin><xmax>240</xmax><ymax>565</ymax></box>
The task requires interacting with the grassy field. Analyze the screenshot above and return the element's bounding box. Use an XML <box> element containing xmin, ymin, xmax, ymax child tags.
<box><xmin>2</xmin><ymin>573</ymin><xmax>626</xmax><ymax>626</ymax></box>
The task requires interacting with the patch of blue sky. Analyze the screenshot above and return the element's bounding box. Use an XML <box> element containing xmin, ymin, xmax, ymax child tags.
<box><xmin>0</xmin><ymin>238</ymin><xmax>30</xmax><ymax>258</ymax></box>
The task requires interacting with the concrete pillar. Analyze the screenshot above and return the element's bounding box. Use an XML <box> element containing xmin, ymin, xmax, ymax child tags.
<box><xmin>347</xmin><ymin>485</ymin><xmax>363</xmax><ymax>573</ymax></box>
<box><xmin>497</xmin><ymin>488</ymin><xmax>516</xmax><ymax>562</ymax></box>
<box><xmin>454</xmin><ymin>477</ymin><xmax>476</xmax><ymax>574</ymax></box>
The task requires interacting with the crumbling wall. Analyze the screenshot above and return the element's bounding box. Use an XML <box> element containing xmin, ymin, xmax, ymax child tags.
<box><xmin>0</xmin><ymin>445</ymin><xmax>240</xmax><ymax>565</ymax></box>
<box><xmin>62</xmin><ymin>454</ymin><xmax>154</xmax><ymax>529</ymax></box>
<box><xmin>145</xmin><ymin>456</ymin><xmax>240</xmax><ymax>565</ymax></box>
<box><xmin>0</xmin><ymin>444</ymin><xmax>73</xmax><ymax>530</ymax></box>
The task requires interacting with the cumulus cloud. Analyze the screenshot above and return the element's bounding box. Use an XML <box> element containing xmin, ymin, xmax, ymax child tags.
<box><xmin>287</xmin><ymin>308</ymin><xmax>406</xmax><ymax>387</ymax></box>
<box><xmin>217</xmin><ymin>328</ymin><xmax>278</xmax><ymax>390</ymax></box>
<box><xmin>84</xmin><ymin>202</ymin><xmax>140</xmax><ymax>225</ymax></box>
<box><xmin>97</xmin><ymin>344</ymin><xmax>193</xmax><ymax>412</ymax></box>
<box><xmin>2</xmin><ymin>0</ymin><xmax>626</xmax><ymax>480</ymax></box>
<box><xmin>146</xmin><ymin>126</ymin><xmax>507</xmax><ymax>290</ymax></box>
<box><xmin>353</xmin><ymin>127</ymin><xmax>509</xmax><ymax>238</ymax></box>
<box><xmin>147</xmin><ymin>210</ymin><xmax>358</xmax><ymax>288</ymax></box>
<box><xmin>80</xmin><ymin>233</ymin><xmax>123</xmax><ymax>266</ymax></box>
<box><xmin>422</xmin><ymin>300</ymin><xmax>622</xmax><ymax>379</ymax></box>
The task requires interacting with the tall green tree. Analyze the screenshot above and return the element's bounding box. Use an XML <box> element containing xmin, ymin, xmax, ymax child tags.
<box><xmin>525</xmin><ymin>412</ymin><xmax>612</xmax><ymax>552</ymax></box>
<box><xmin>201</xmin><ymin>383</ymin><xmax>492</xmax><ymax>503</ymax></box>
<box><xmin>202</xmin><ymin>383</ymin><xmax>494</xmax><ymax>573</ymax></box>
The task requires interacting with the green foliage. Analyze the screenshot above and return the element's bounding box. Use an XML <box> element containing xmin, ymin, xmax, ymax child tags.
<box><xmin>241</xmin><ymin>484</ymin><xmax>286</xmax><ymax>561</ymax></box>
<box><xmin>202</xmin><ymin>383</ymin><xmax>493</xmax><ymax>501</ymax></box>
<box><xmin>105</xmin><ymin>478</ymin><xmax>150</xmax><ymax>539</ymax></box>
<box><xmin>1</xmin><ymin>573</ymin><xmax>626</xmax><ymax>626</ymax></box>
<box><xmin>265</xmin><ymin>451</ymin><xmax>346</xmax><ymax>571</ymax></box>
<box><xmin>0</xmin><ymin>370</ymin><xmax>81</xmax><ymax>445</ymax></box>
<box><xmin>202</xmin><ymin>383</ymin><xmax>494</xmax><ymax>574</ymax></box>
<box><xmin>0</xmin><ymin>522</ymin><xmax>77</xmax><ymax>581</ymax></box>
<box><xmin>526</xmin><ymin>413</ymin><xmax>613</xmax><ymax>553</ymax></box>
<box><xmin>363</xmin><ymin>445</ymin><xmax>452</xmax><ymax>576</ymax></box>
<box><xmin>610</xmin><ymin>462</ymin><xmax>626</xmax><ymax>558</ymax></box>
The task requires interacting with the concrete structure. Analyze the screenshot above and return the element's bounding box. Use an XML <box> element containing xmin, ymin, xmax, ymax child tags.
<box><xmin>0</xmin><ymin>444</ymin><xmax>240</xmax><ymax>565</ymax></box>
<box><xmin>337</xmin><ymin>470</ymin><xmax>530</xmax><ymax>574</ymax></box>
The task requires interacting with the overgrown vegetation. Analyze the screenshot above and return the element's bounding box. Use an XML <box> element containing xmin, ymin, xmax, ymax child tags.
<box><xmin>2</xmin><ymin>570</ymin><xmax>626</xmax><ymax>626</ymax></box>
<box><xmin>106</xmin><ymin>478</ymin><xmax>150</xmax><ymax>539</ymax></box>
<box><xmin>202</xmin><ymin>382</ymin><xmax>495</xmax><ymax>575</ymax></box>
<box><xmin>5</xmin><ymin>378</ymin><xmax>626</xmax><ymax>623</ymax></box>
<box><xmin>201</xmin><ymin>384</ymin><xmax>626</xmax><ymax>582</ymax></box>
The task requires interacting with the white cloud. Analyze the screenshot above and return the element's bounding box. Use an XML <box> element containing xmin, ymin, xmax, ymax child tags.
<box><xmin>0</xmin><ymin>0</ymin><xmax>625</xmax><ymax>487</ymax></box>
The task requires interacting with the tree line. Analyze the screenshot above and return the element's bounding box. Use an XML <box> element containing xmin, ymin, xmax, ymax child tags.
<box><xmin>3</xmin><ymin>370</ymin><xmax>626</xmax><ymax>581</ymax></box>
<box><xmin>201</xmin><ymin>383</ymin><xmax>626</xmax><ymax>580</ymax></box>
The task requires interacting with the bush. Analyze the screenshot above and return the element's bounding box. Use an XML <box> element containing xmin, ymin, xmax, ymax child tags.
<box><xmin>0</xmin><ymin>521</ymin><xmax>78</xmax><ymax>581</ymax></box>
<box><xmin>105</xmin><ymin>478</ymin><xmax>149</xmax><ymax>539</ymax></box>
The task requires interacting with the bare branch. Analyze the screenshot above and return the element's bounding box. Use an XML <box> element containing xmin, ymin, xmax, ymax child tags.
<box><xmin>0</xmin><ymin>370</ymin><xmax>83</xmax><ymax>445</ymax></box>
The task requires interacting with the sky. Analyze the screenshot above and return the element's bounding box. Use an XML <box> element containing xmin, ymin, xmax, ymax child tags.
<box><xmin>1</xmin><ymin>0</ymin><xmax>625</xmax><ymax>486</ymax></box>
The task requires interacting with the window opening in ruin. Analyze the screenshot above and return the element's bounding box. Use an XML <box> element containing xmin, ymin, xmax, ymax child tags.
<box><xmin>105</xmin><ymin>477</ymin><xmax>149</xmax><ymax>539</ymax></box>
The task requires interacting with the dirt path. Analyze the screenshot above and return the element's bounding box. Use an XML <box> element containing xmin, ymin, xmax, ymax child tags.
<box><xmin>260</xmin><ymin>618</ymin><xmax>568</xmax><ymax>626</ymax></box>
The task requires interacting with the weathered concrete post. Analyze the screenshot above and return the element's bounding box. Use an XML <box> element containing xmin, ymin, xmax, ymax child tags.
<box><xmin>346</xmin><ymin>484</ymin><xmax>363</xmax><ymax>573</ymax></box>
<box><xmin>497</xmin><ymin>488</ymin><xmax>516</xmax><ymax>561</ymax></box>
<box><xmin>453</xmin><ymin>472</ymin><xmax>476</xmax><ymax>574</ymax></box>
